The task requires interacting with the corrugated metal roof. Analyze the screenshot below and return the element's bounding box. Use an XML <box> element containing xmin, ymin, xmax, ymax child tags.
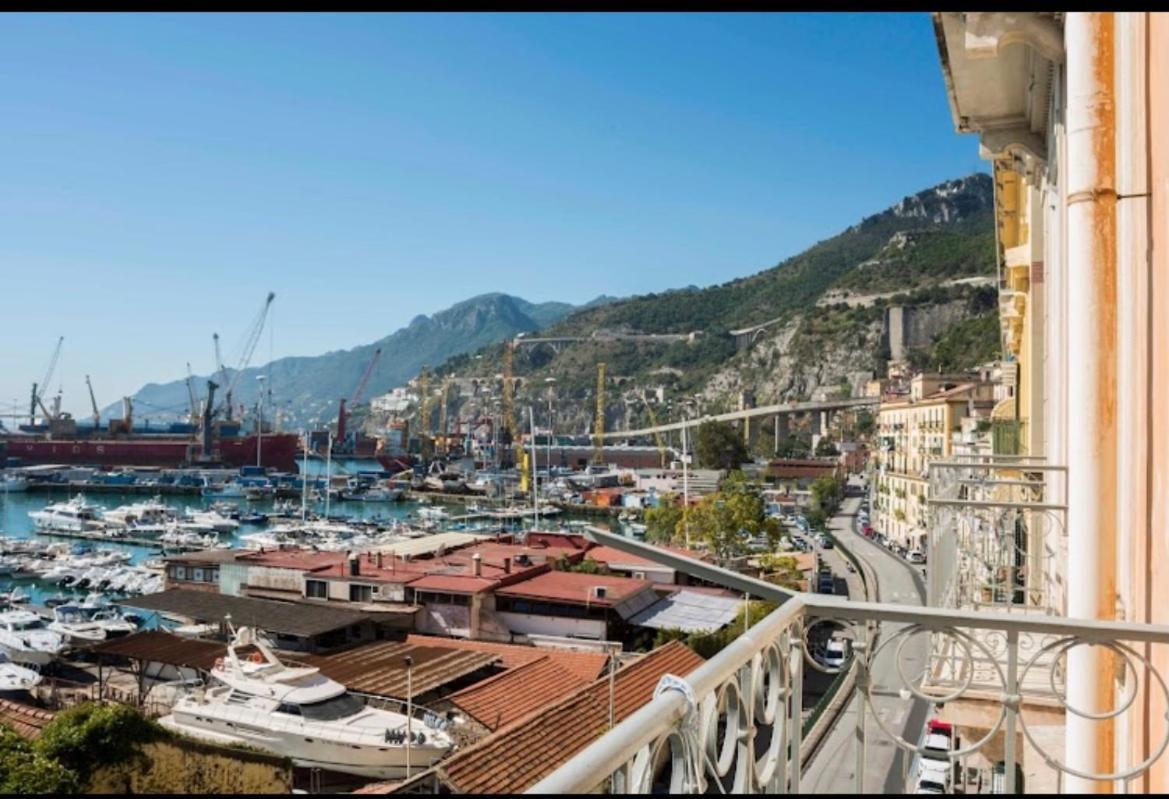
<box><xmin>88</xmin><ymin>629</ymin><xmax>232</xmax><ymax>669</ymax></box>
<box><xmin>292</xmin><ymin>641</ymin><xmax>499</xmax><ymax>700</ymax></box>
<box><xmin>447</xmin><ymin>656</ymin><xmax>589</xmax><ymax>730</ymax></box>
<box><xmin>117</xmin><ymin>589</ymin><xmax>375</xmax><ymax>638</ymax></box>
<box><xmin>628</xmin><ymin>590</ymin><xmax>743</xmax><ymax>633</ymax></box>
<box><xmin>435</xmin><ymin>640</ymin><xmax>704</xmax><ymax>794</ymax></box>
<box><xmin>376</xmin><ymin>532</ymin><xmax>493</xmax><ymax>558</ymax></box>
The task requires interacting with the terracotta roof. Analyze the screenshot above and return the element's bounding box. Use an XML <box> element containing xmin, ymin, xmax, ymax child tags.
<box><xmin>495</xmin><ymin>571</ymin><xmax>656</xmax><ymax>608</ymax></box>
<box><xmin>88</xmin><ymin>629</ymin><xmax>234</xmax><ymax>669</ymax></box>
<box><xmin>435</xmin><ymin>640</ymin><xmax>704</xmax><ymax>794</ymax></box>
<box><xmin>0</xmin><ymin>697</ymin><xmax>55</xmax><ymax>739</ymax></box>
<box><xmin>407</xmin><ymin>574</ymin><xmax>498</xmax><ymax>594</ymax></box>
<box><xmin>447</xmin><ymin>655</ymin><xmax>589</xmax><ymax>730</ymax></box>
<box><xmin>292</xmin><ymin>641</ymin><xmax>499</xmax><ymax>699</ymax></box>
<box><xmin>404</xmin><ymin>634</ymin><xmax>607</xmax><ymax>681</ymax></box>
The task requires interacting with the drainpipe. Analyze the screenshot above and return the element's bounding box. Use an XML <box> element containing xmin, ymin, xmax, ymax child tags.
<box><xmin>1064</xmin><ymin>12</ymin><xmax>1118</xmax><ymax>791</ymax></box>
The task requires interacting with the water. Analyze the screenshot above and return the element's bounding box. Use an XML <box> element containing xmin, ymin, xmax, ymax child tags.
<box><xmin>0</xmin><ymin>487</ymin><xmax>618</xmax><ymax>609</ymax></box>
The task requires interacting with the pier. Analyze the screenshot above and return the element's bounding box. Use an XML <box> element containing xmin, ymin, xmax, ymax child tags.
<box><xmin>34</xmin><ymin>528</ymin><xmax>202</xmax><ymax>552</ymax></box>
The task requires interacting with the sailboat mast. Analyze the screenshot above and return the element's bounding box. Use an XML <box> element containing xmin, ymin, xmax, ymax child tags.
<box><xmin>529</xmin><ymin>406</ymin><xmax>538</xmax><ymax>531</ymax></box>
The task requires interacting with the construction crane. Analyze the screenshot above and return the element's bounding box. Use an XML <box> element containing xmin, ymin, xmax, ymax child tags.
<box><xmin>639</xmin><ymin>390</ymin><xmax>669</xmax><ymax>468</ymax></box>
<box><xmin>500</xmin><ymin>341</ymin><xmax>516</xmax><ymax>446</ymax></box>
<box><xmin>84</xmin><ymin>375</ymin><xmax>101</xmax><ymax>429</ymax></box>
<box><xmin>417</xmin><ymin>368</ymin><xmax>433</xmax><ymax>438</ymax></box>
<box><xmin>215</xmin><ymin>292</ymin><xmax>276</xmax><ymax>421</ymax></box>
<box><xmin>593</xmin><ymin>362</ymin><xmax>606</xmax><ymax>464</ymax></box>
<box><xmin>30</xmin><ymin>336</ymin><xmax>64</xmax><ymax>424</ymax></box>
<box><xmin>185</xmin><ymin>363</ymin><xmax>200</xmax><ymax>425</ymax></box>
<box><xmin>337</xmin><ymin>347</ymin><xmax>382</xmax><ymax>447</ymax></box>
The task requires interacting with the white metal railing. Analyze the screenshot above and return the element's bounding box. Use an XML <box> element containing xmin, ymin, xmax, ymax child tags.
<box><xmin>527</xmin><ymin>526</ymin><xmax>1169</xmax><ymax>795</ymax></box>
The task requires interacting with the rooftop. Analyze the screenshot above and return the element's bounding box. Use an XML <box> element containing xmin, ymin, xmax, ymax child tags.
<box><xmin>291</xmin><ymin>641</ymin><xmax>499</xmax><ymax>700</ymax></box>
<box><xmin>117</xmin><ymin>589</ymin><xmax>375</xmax><ymax>638</ymax></box>
<box><xmin>403</xmin><ymin>634</ymin><xmax>608</xmax><ymax>681</ymax></box>
<box><xmin>627</xmin><ymin>589</ymin><xmax>742</xmax><ymax>634</ymax></box>
<box><xmin>494</xmin><ymin>570</ymin><xmax>658</xmax><ymax>609</ymax></box>
<box><xmin>446</xmin><ymin>655</ymin><xmax>592</xmax><ymax>730</ymax></box>
<box><xmin>433</xmin><ymin>640</ymin><xmax>704</xmax><ymax>794</ymax></box>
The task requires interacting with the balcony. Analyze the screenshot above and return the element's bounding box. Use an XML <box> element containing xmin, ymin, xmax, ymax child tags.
<box><xmin>529</xmin><ymin>527</ymin><xmax>1169</xmax><ymax>795</ymax></box>
<box><xmin>991</xmin><ymin>420</ymin><xmax>1028</xmax><ymax>455</ymax></box>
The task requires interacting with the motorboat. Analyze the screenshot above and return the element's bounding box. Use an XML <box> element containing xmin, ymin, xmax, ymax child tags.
<box><xmin>101</xmin><ymin>496</ymin><xmax>178</xmax><ymax>528</ymax></box>
<box><xmin>416</xmin><ymin>506</ymin><xmax>450</xmax><ymax>522</ymax></box>
<box><xmin>0</xmin><ymin>610</ymin><xmax>67</xmax><ymax>666</ymax></box>
<box><xmin>201</xmin><ymin>481</ymin><xmax>248</xmax><ymax>499</ymax></box>
<box><xmin>48</xmin><ymin>605</ymin><xmax>107</xmax><ymax>645</ymax></box>
<box><xmin>0</xmin><ymin>655</ymin><xmax>43</xmax><ymax>692</ymax></box>
<box><xmin>183</xmin><ymin>508</ymin><xmax>240</xmax><ymax>533</ymax></box>
<box><xmin>29</xmin><ymin>494</ymin><xmax>105</xmax><ymax>532</ymax></box>
<box><xmin>360</xmin><ymin>486</ymin><xmax>402</xmax><ymax>502</ymax></box>
<box><xmin>159</xmin><ymin>626</ymin><xmax>455</xmax><ymax>778</ymax></box>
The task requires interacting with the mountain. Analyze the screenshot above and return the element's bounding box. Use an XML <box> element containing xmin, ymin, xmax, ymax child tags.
<box><xmin>112</xmin><ymin>293</ymin><xmax>582</xmax><ymax>428</ymax></box>
<box><xmin>422</xmin><ymin>174</ymin><xmax>999</xmax><ymax>445</ymax></box>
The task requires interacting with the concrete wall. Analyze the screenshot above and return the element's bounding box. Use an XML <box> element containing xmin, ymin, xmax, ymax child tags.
<box><xmin>883</xmin><ymin>300</ymin><xmax>971</xmax><ymax>362</ymax></box>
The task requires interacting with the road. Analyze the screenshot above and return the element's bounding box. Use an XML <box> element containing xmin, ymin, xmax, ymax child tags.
<box><xmin>802</xmin><ymin>491</ymin><xmax>931</xmax><ymax>794</ymax></box>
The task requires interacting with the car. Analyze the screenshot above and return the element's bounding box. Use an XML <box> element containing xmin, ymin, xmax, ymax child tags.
<box><xmin>819</xmin><ymin>637</ymin><xmax>849</xmax><ymax>668</ymax></box>
<box><xmin>820</xmin><ymin>536</ymin><xmax>835</xmax><ymax>549</ymax></box>
<box><xmin>913</xmin><ymin>758</ymin><xmax>952</xmax><ymax>794</ymax></box>
<box><xmin>922</xmin><ymin>731</ymin><xmax>955</xmax><ymax>762</ymax></box>
<box><xmin>907</xmin><ymin>549</ymin><xmax>926</xmax><ymax>564</ymax></box>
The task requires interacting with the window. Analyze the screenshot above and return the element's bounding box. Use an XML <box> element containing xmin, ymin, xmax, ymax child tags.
<box><xmin>205</xmin><ymin>569</ymin><xmax>218</xmax><ymax>583</ymax></box>
<box><xmin>349</xmin><ymin>584</ymin><xmax>374</xmax><ymax>603</ymax></box>
<box><xmin>193</xmin><ymin>568</ymin><xmax>204</xmax><ymax>582</ymax></box>
<box><xmin>306</xmin><ymin>579</ymin><xmax>328</xmax><ymax>599</ymax></box>
<box><xmin>275</xmin><ymin>703</ymin><xmax>302</xmax><ymax>716</ymax></box>
<box><xmin>299</xmin><ymin>693</ymin><xmax>365</xmax><ymax>722</ymax></box>
<box><xmin>172</xmin><ymin>566</ymin><xmax>187</xmax><ymax>580</ymax></box>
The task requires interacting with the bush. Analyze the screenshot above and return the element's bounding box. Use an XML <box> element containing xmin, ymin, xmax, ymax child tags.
<box><xmin>0</xmin><ymin>726</ymin><xmax>79</xmax><ymax>795</ymax></box>
<box><xmin>36</xmin><ymin>703</ymin><xmax>162</xmax><ymax>784</ymax></box>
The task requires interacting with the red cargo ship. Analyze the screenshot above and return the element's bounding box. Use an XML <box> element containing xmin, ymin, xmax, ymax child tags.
<box><xmin>0</xmin><ymin>432</ymin><xmax>301</xmax><ymax>473</ymax></box>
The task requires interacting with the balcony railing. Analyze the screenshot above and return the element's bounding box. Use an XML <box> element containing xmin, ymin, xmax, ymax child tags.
<box><xmin>528</xmin><ymin>525</ymin><xmax>1169</xmax><ymax>795</ymax></box>
<box><xmin>991</xmin><ymin>419</ymin><xmax>1028</xmax><ymax>456</ymax></box>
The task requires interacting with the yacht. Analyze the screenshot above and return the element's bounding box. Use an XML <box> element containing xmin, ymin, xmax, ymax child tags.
<box><xmin>417</xmin><ymin>506</ymin><xmax>450</xmax><ymax>522</ymax></box>
<box><xmin>183</xmin><ymin>508</ymin><xmax>240</xmax><ymax>533</ymax></box>
<box><xmin>201</xmin><ymin>481</ymin><xmax>247</xmax><ymax>500</ymax></box>
<box><xmin>159</xmin><ymin>627</ymin><xmax>455</xmax><ymax>778</ymax></box>
<box><xmin>48</xmin><ymin>605</ymin><xmax>107</xmax><ymax>645</ymax></box>
<box><xmin>101</xmin><ymin>496</ymin><xmax>178</xmax><ymax>528</ymax></box>
<box><xmin>0</xmin><ymin>610</ymin><xmax>67</xmax><ymax>666</ymax></box>
<box><xmin>29</xmin><ymin>494</ymin><xmax>105</xmax><ymax>532</ymax></box>
<box><xmin>361</xmin><ymin>486</ymin><xmax>402</xmax><ymax>503</ymax></box>
<box><xmin>0</xmin><ymin>655</ymin><xmax>43</xmax><ymax>692</ymax></box>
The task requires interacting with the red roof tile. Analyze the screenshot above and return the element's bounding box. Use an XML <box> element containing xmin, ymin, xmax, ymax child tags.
<box><xmin>0</xmin><ymin>698</ymin><xmax>56</xmax><ymax>739</ymax></box>
<box><xmin>407</xmin><ymin>574</ymin><xmax>498</xmax><ymax>594</ymax></box>
<box><xmin>403</xmin><ymin>634</ymin><xmax>607</xmax><ymax>681</ymax></box>
<box><xmin>447</xmin><ymin>655</ymin><xmax>589</xmax><ymax>730</ymax></box>
<box><xmin>494</xmin><ymin>570</ymin><xmax>656</xmax><ymax>607</ymax></box>
<box><xmin>436</xmin><ymin>640</ymin><xmax>704</xmax><ymax>794</ymax></box>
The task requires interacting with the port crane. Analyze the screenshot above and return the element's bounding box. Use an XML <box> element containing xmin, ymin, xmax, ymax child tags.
<box><xmin>336</xmin><ymin>347</ymin><xmax>382</xmax><ymax>449</ymax></box>
<box><xmin>500</xmin><ymin>341</ymin><xmax>516</xmax><ymax>446</ymax></box>
<box><xmin>185</xmin><ymin>363</ymin><xmax>200</xmax><ymax>424</ymax></box>
<box><xmin>212</xmin><ymin>333</ymin><xmax>230</xmax><ymax>419</ymax></box>
<box><xmin>212</xmin><ymin>292</ymin><xmax>276</xmax><ymax>422</ymax></box>
<box><xmin>29</xmin><ymin>336</ymin><xmax>64</xmax><ymax>424</ymax></box>
<box><xmin>85</xmin><ymin>375</ymin><xmax>101</xmax><ymax>429</ymax></box>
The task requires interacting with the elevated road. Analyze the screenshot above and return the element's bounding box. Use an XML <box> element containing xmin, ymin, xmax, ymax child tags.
<box><xmin>600</xmin><ymin>396</ymin><xmax>879</xmax><ymax>439</ymax></box>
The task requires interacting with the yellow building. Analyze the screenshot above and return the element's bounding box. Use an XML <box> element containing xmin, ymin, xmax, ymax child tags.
<box><xmin>872</xmin><ymin>373</ymin><xmax>995</xmax><ymax>549</ymax></box>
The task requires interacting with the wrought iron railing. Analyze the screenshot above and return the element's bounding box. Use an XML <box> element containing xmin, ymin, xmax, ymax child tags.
<box><xmin>527</xmin><ymin>526</ymin><xmax>1169</xmax><ymax>795</ymax></box>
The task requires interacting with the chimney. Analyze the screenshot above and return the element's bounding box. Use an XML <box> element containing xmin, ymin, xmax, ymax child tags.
<box><xmin>472</xmin><ymin>553</ymin><xmax>482</xmax><ymax>577</ymax></box>
<box><xmin>376</xmin><ymin>551</ymin><xmax>384</xmax><ymax>569</ymax></box>
<box><xmin>348</xmin><ymin>553</ymin><xmax>359</xmax><ymax>577</ymax></box>
<box><xmin>593</xmin><ymin>585</ymin><xmax>607</xmax><ymax>599</ymax></box>
<box><xmin>503</xmin><ymin>557</ymin><xmax>511</xmax><ymax>575</ymax></box>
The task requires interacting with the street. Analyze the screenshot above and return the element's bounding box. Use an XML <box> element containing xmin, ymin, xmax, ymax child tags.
<box><xmin>801</xmin><ymin>492</ymin><xmax>931</xmax><ymax>794</ymax></box>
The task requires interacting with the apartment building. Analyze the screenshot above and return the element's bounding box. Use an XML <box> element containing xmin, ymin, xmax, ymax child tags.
<box><xmin>872</xmin><ymin>372</ymin><xmax>995</xmax><ymax>549</ymax></box>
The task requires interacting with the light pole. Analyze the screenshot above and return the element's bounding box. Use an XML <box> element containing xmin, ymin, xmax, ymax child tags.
<box><xmin>256</xmin><ymin>375</ymin><xmax>266</xmax><ymax>468</ymax></box>
<box><xmin>404</xmin><ymin>655</ymin><xmax>414</xmax><ymax>780</ymax></box>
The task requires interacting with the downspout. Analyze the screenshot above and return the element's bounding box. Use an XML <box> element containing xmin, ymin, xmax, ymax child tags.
<box><xmin>1064</xmin><ymin>12</ymin><xmax>1118</xmax><ymax>792</ymax></box>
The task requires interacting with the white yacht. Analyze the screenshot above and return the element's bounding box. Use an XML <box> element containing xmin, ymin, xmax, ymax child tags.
<box><xmin>183</xmin><ymin>508</ymin><xmax>240</xmax><ymax>533</ymax></box>
<box><xmin>101</xmin><ymin>496</ymin><xmax>178</xmax><ymax>527</ymax></box>
<box><xmin>160</xmin><ymin>627</ymin><xmax>454</xmax><ymax>778</ymax></box>
<box><xmin>48</xmin><ymin>605</ymin><xmax>107</xmax><ymax>645</ymax></box>
<box><xmin>0</xmin><ymin>655</ymin><xmax>42</xmax><ymax>691</ymax></box>
<box><xmin>0</xmin><ymin>610</ymin><xmax>67</xmax><ymax>666</ymax></box>
<box><xmin>29</xmin><ymin>494</ymin><xmax>105</xmax><ymax>532</ymax></box>
<box><xmin>417</xmin><ymin>506</ymin><xmax>450</xmax><ymax>522</ymax></box>
<box><xmin>361</xmin><ymin>486</ymin><xmax>402</xmax><ymax>502</ymax></box>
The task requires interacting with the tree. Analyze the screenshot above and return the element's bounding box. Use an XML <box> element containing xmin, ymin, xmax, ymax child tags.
<box><xmin>683</xmin><ymin>472</ymin><xmax>774</xmax><ymax>563</ymax></box>
<box><xmin>778</xmin><ymin>436</ymin><xmax>811</xmax><ymax>458</ymax></box>
<box><xmin>854</xmin><ymin>409</ymin><xmax>876</xmax><ymax>437</ymax></box>
<box><xmin>695</xmin><ymin>421</ymin><xmax>749</xmax><ymax>470</ymax></box>
<box><xmin>814</xmin><ymin>438</ymin><xmax>839</xmax><ymax>457</ymax></box>
<box><xmin>810</xmin><ymin>474</ymin><xmax>844</xmax><ymax>515</ymax></box>
<box><xmin>645</xmin><ymin>495</ymin><xmax>684</xmax><ymax>546</ymax></box>
<box><xmin>759</xmin><ymin>554</ymin><xmax>804</xmax><ymax>590</ymax></box>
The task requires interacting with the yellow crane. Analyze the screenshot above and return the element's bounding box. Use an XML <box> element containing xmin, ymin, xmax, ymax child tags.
<box><xmin>640</xmin><ymin>390</ymin><xmax>668</xmax><ymax>468</ymax></box>
<box><xmin>593</xmin><ymin>362</ymin><xmax>606</xmax><ymax>464</ymax></box>
<box><xmin>417</xmin><ymin>368</ymin><xmax>432</xmax><ymax>438</ymax></box>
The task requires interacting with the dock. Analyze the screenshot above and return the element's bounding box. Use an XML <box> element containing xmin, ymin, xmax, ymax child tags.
<box><xmin>33</xmin><ymin>528</ymin><xmax>201</xmax><ymax>552</ymax></box>
<box><xmin>26</xmin><ymin>481</ymin><xmax>204</xmax><ymax>496</ymax></box>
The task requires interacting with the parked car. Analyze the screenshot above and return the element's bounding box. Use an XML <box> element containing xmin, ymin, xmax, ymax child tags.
<box><xmin>819</xmin><ymin>535</ymin><xmax>835</xmax><ymax>549</ymax></box>
<box><xmin>818</xmin><ymin>636</ymin><xmax>849</xmax><ymax>668</ymax></box>
<box><xmin>913</xmin><ymin>758</ymin><xmax>952</xmax><ymax>794</ymax></box>
<box><xmin>907</xmin><ymin>549</ymin><xmax>926</xmax><ymax>564</ymax></box>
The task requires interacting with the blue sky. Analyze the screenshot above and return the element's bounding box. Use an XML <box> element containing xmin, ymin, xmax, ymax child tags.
<box><xmin>0</xmin><ymin>12</ymin><xmax>984</xmax><ymax>417</ymax></box>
